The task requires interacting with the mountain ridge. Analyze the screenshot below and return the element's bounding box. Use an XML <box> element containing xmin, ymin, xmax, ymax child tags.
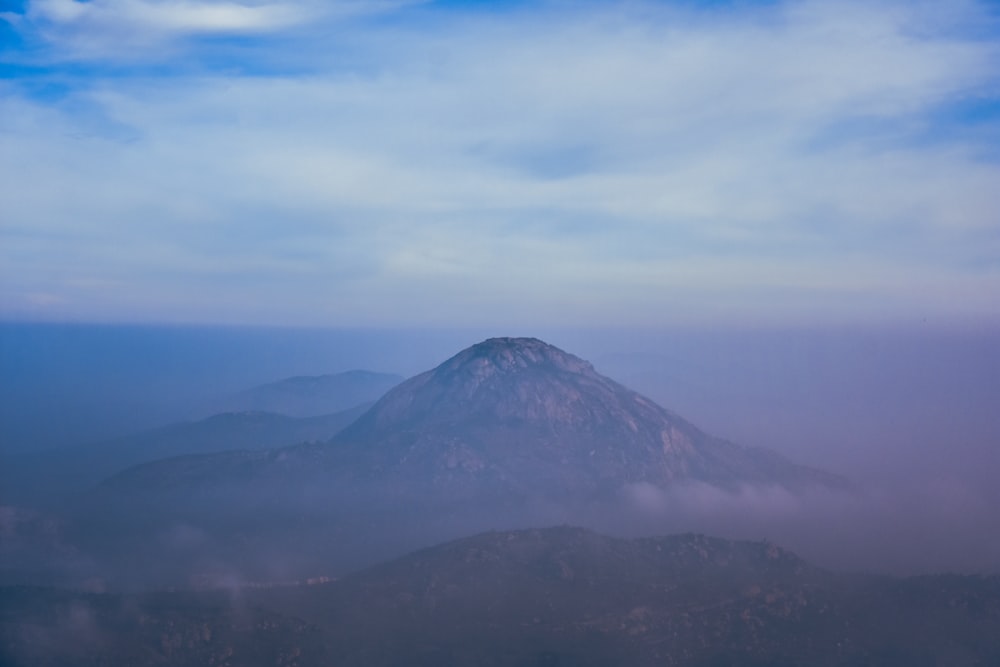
<box><xmin>0</xmin><ymin>406</ymin><xmax>375</xmax><ymax>507</ymax></box>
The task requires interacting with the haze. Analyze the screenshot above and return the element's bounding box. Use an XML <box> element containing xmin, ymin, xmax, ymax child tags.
<box><xmin>1</xmin><ymin>1</ymin><xmax>1000</xmax><ymax>663</ymax></box>
<box><xmin>2</xmin><ymin>322</ymin><xmax>998</xmax><ymax>576</ymax></box>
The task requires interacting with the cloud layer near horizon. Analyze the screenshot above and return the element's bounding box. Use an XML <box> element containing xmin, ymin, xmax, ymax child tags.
<box><xmin>1</xmin><ymin>0</ymin><xmax>999</xmax><ymax>327</ymax></box>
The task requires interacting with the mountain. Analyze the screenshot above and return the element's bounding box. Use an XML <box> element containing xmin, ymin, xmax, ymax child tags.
<box><xmin>0</xmin><ymin>406</ymin><xmax>369</xmax><ymax>506</ymax></box>
<box><xmin>328</xmin><ymin>337</ymin><xmax>846</xmax><ymax>498</ymax></box>
<box><xmin>5</xmin><ymin>527</ymin><xmax>1000</xmax><ymax>666</ymax></box>
<box><xmin>216</xmin><ymin>370</ymin><xmax>403</xmax><ymax>417</ymax></box>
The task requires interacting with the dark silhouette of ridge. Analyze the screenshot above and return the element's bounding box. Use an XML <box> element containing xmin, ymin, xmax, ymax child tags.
<box><xmin>5</xmin><ymin>526</ymin><xmax>1000</xmax><ymax>667</ymax></box>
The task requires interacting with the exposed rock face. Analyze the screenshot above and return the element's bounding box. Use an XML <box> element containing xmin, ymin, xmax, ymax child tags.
<box><xmin>330</xmin><ymin>337</ymin><xmax>845</xmax><ymax>498</ymax></box>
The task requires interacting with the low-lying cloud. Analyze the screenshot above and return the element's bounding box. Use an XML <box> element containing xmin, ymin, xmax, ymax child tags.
<box><xmin>614</xmin><ymin>478</ymin><xmax>1000</xmax><ymax>576</ymax></box>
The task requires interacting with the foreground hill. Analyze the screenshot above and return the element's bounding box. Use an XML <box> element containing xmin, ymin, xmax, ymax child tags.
<box><xmin>4</xmin><ymin>527</ymin><xmax>999</xmax><ymax>666</ymax></box>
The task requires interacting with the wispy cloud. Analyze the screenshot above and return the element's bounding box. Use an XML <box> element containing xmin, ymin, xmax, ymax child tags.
<box><xmin>1</xmin><ymin>0</ymin><xmax>998</xmax><ymax>326</ymax></box>
<box><xmin>32</xmin><ymin>0</ymin><xmax>306</xmax><ymax>33</ymax></box>
<box><xmin>8</xmin><ymin>0</ymin><xmax>407</xmax><ymax>60</ymax></box>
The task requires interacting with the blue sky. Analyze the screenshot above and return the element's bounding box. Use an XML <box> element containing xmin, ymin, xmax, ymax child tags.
<box><xmin>1</xmin><ymin>0</ymin><xmax>999</xmax><ymax>328</ymax></box>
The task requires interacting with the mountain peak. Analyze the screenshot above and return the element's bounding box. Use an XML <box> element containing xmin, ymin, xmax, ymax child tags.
<box><xmin>341</xmin><ymin>337</ymin><xmax>606</xmax><ymax>436</ymax></box>
<box><xmin>435</xmin><ymin>337</ymin><xmax>595</xmax><ymax>378</ymax></box>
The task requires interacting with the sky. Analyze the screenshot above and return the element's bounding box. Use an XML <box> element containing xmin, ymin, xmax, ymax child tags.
<box><xmin>1</xmin><ymin>0</ymin><xmax>999</xmax><ymax>329</ymax></box>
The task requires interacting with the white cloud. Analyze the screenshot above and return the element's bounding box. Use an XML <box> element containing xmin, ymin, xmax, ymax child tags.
<box><xmin>18</xmin><ymin>0</ymin><xmax>408</xmax><ymax>59</ymax></box>
<box><xmin>32</xmin><ymin>0</ymin><xmax>308</xmax><ymax>33</ymax></box>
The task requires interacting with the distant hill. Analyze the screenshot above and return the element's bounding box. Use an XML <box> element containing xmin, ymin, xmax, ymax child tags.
<box><xmin>0</xmin><ymin>367</ymin><xmax>402</xmax><ymax>506</ymax></box>
<box><xmin>0</xmin><ymin>405</ymin><xmax>369</xmax><ymax>506</ymax></box>
<box><xmin>4</xmin><ymin>527</ymin><xmax>1000</xmax><ymax>666</ymax></box>
<box><xmin>216</xmin><ymin>370</ymin><xmax>403</xmax><ymax>417</ymax></box>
